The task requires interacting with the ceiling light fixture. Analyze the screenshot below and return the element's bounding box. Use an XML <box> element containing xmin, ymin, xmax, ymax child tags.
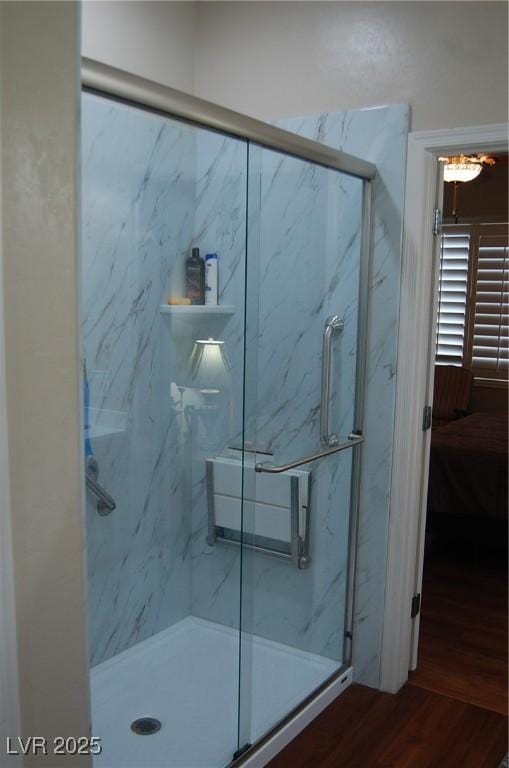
<box><xmin>438</xmin><ymin>154</ymin><xmax>496</xmax><ymax>222</ymax></box>
<box><xmin>439</xmin><ymin>154</ymin><xmax>495</xmax><ymax>183</ymax></box>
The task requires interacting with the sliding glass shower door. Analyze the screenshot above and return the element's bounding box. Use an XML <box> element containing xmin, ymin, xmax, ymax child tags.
<box><xmin>237</xmin><ymin>145</ymin><xmax>365</xmax><ymax>752</ymax></box>
<box><xmin>81</xmin><ymin>85</ymin><xmax>368</xmax><ymax>768</ymax></box>
<box><xmin>81</xmin><ymin>91</ymin><xmax>251</xmax><ymax>768</ymax></box>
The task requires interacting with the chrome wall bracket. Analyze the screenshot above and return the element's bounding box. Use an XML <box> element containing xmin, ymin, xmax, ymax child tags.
<box><xmin>85</xmin><ymin>456</ymin><xmax>116</xmax><ymax>516</ymax></box>
<box><xmin>206</xmin><ymin>458</ymin><xmax>311</xmax><ymax>570</ymax></box>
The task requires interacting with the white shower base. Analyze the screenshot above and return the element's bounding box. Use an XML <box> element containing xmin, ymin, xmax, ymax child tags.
<box><xmin>91</xmin><ymin>616</ymin><xmax>339</xmax><ymax>768</ymax></box>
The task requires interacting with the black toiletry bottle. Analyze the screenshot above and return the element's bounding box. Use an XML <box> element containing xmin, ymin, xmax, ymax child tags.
<box><xmin>185</xmin><ymin>247</ymin><xmax>205</xmax><ymax>305</ymax></box>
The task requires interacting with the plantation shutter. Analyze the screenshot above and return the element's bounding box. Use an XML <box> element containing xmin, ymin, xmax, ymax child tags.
<box><xmin>436</xmin><ymin>225</ymin><xmax>471</xmax><ymax>366</ymax></box>
<box><xmin>468</xmin><ymin>224</ymin><xmax>509</xmax><ymax>382</ymax></box>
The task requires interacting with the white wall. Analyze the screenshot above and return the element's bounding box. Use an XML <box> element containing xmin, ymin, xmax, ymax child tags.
<box><xmin>81</xmin><ymin>1</ymin><xmax>508</xmax><ymax>131</ymax></box>
<box><xmin>81</xmin><ymin>2</ymin><xmax>508</xmax><ymax>131</ymax></box>
<box><xmin>194</xmin><ymin>1</ymin><xmax>508</xmax><ymax>130</ymax></box>
<box><xmin>82</xmin><ymin>0</ymin><xmax>197</xmax><ymax>92</ymax></box>
<box><xmin>0</xmin><ymin>3</ymin><xmax>90</xmax><ymax>763</ymax></box>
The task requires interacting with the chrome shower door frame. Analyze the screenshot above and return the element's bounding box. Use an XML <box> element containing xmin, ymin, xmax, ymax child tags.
<box><xmin>81</xmin><ymin>59</ymin><xmax>375</xmax><ymax>181</ymax></box>
<box><xmin>81</xmin><ymin>57</ymin><xmax>375</xmax><ymax>767</ymax></box>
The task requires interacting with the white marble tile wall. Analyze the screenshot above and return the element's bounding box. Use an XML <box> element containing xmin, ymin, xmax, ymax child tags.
<box><xmin>82</xmin><ymin>95</ymin><xmax>250</xmax><ymax>666</ymax></box>
<box><xmin>250</xmin><ymin>147</ymin><xmax>363</xmax><ymax>458</ymax></box>
<box><xmin>82</xmin><ymin>93</ymin><xmax>197</xmax><ymax>665</ymax></box>
<box><xmin>244</xmin><ymin>153</ymin><xmax>359</xmax><ymax>653</ymax></box>
<box><xmin>82</xmin><ymin>91</ymin><xmax>409</xmax><ymax>691</ymax></box>
<box><xmin>189</xmin><ymin>105</ymin><xmax>409</xmax><ymax>684</ymax></box>
<box><xmin>274</xmin><ymin>105</ymin><xmax>409</xmax><ymax>684</ymax></box>
<box><xmin>189</xmin><ymin>139</ymin><xmax>364</xmax><ymax>664</ymax></box>
<box><xmin>187</xmin><ymin>130</ymin><xmax>249</xmax><ymax>631</ymax></box>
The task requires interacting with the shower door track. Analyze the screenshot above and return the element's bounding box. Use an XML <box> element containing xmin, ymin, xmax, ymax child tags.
<box><xmin>81</xmin><ymin>58</ymin><xmax>375</xmax><ymax>767</ymax></box>
<box><xmin>81</xmin><ymin>59</ymin><xmax>375</xmax><ymax>181</ymax></box>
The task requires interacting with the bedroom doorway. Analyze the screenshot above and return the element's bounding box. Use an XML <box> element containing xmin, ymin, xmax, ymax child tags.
<box><xmin>381</xmin><ymin>122</ymin><xmax>508</xmax><ymax>701</ymax></box>
<box><xmin>408</xmin><ymin>151</ymin><xmax>508</xmax><ymax>715</ymax></box>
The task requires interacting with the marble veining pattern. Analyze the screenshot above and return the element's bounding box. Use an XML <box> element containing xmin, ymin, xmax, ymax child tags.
<box><xmin>274</xmin><ymin>105</ymin><xmax>409</xmax><ymax>684</ymax></box>
<box><xmin>190</xmin><ymin>105</ymin><xmax>409</xmax><ymax>682</ymax></box>
<box><xmin>82</xmin><ymin>91</ymin><xmax>409</xmax><ymax>692</ymax></box>
<box><xmin>189</xmin><ymin>138</ymin><xmax>362</xmax><ymax>661</ymax></box>
<box><xmin>82</xmin><ymin>93</ymin><xmax>197</xmax><ymax>664</ymax></box>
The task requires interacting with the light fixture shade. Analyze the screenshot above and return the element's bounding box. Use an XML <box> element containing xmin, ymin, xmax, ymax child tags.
<box><xmin>443</xmin><ymin>163</ymin><xmax>482</xmax><ymax>183</ymax></box>
<box><xmin>190</xmin><ymin>338</ymin><xmax>231</xmax><ymax>393</ymax></box>
<box><xmin>439</xmin><ymin>154</ymin><xmax>495</xmax><ymax>184</ymax></box>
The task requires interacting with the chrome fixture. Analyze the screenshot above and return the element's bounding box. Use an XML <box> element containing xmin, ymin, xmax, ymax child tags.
<box><xmin>255</xmin><ymin>433</ymin><xmax>364</xmax><ymax>474</ymax></box>
<box><xmin>81</xmin><ymin>59</ymin><xmax>376</xmax><ymax>182</ymax></box>
<box><xmin>206</xmin><ymin>458</ymin><xmax>312</xmax><ymax>569</ymax></box>
<box><xmin>320</xmin><ymin>315</ymin><xmax>344</xmax><ymax>447</ymax></box>
<box><xmin>85</xmin><ymin>456</ymin><xmax>116</xmax><ymax>515</ymax></box>
<box><xmin>130</xmin><ymin>718</ymin><xmax>162</xmax><ymax>736</ymax></box>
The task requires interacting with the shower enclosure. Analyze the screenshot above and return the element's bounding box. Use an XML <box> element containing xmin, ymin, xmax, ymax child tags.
<box><xmin>80</xmin><ymin>60</ymin><xmax>375</xmax><ymax>768</ymax></box>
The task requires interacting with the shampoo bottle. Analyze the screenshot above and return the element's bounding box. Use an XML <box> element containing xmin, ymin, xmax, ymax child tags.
<box><xmin>205</xmin><ymin>253</ymin><xmax>218</xmax><ymax>306</ymax></box>
<box><xmin>185</xmin><ymin>247</ymin><xmax>205</xmax><ymax>305</ymax></box>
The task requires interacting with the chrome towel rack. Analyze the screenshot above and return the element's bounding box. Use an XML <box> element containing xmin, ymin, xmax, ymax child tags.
<box><xmin>255</xmin><ymin>433</ymin><xmax>364</xmax><ymax>474</ymax></box>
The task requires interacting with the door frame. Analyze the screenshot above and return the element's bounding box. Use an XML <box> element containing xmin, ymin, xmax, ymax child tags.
<box><xmin>380</xmin><ymin>122</ymin><xmax>508</xmax><ymax>693</ymax></box>
<box><xmin>0</xmin><ymin>9</ymin><xmax>21</xmax><ymax>739</ymax></box>
<box><xmin>0</xmin><ymin>145</ymin><xmax>22</xmax><ymax>760</ymax></box>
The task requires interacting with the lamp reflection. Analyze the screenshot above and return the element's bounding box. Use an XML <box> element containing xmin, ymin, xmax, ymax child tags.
<box><xmin>190</xmin><ymin>338</ymin><xmax>230</xmax><ymax>392</ymax></box>
<box><xmin>189</xmin><ymin>338</ymin><xmax>231</xmax><ymax>451</ymax></box>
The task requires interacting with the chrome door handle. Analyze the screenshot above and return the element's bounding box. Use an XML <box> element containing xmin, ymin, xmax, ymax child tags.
<box><xmin>255</xmin><ymin>434</ymin><xmax>363</xmax><ymax>474</ymax></box>
<box><xmin>320</xmin><ymin>315</ymin><xmax>344</xmax><ymax>446</ymax></box>
<box><xmin>85</xmin><ymin>456</ymin><xmax>116</xmax><ymax>515</ymax></box>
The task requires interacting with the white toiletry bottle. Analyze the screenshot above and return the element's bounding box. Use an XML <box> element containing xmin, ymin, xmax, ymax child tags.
<box><xmin>205</xmin><ymin>253</ymin><xmax>218</xmax><ymax>306</ymax></box>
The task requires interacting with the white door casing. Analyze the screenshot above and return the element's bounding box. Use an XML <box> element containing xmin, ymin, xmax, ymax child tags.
<box><xmin>380</xmin><ymin>123</ymin><xmax>509</xmax><ymax>694</ymax></box>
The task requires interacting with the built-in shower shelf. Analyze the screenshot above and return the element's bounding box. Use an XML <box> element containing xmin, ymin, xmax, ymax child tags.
<box><xmin>160</xmin><ymin>304</ymin><xmax>235</xmax><ymax>318</ymax></box>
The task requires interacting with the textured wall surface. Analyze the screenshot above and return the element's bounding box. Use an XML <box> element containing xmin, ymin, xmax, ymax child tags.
<box><xmin>82</xmin><ymin>1</ymin><xmax>508</xmax><ymax>133</ymax></box>
<box><xmin>1</xmin><ymin>2</ymin><xmax>90</xmax><ymax>759</ymax></box>
<box><xmin>82</xmin><ymin>0</ymin><xmax>197</xmax><ymax>93</ymax></box>
<box><xmin>195</xmin><ymin>1</ymin><xmax>507</xmax><ymax>131</ymax></box>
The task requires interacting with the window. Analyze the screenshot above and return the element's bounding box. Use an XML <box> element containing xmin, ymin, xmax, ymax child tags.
<box><xmin>436</xmin><ymin>223</ymin><xmax>508</xmax><ymax>383</ymax></box>
<box><xmin>436</xmin><ymin>226</ymin><xmax>470</xmax><ymax>366</ymax></box>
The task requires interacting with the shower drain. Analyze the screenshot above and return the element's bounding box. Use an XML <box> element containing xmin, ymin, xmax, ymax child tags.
<box><xmin>130</xmin><ymin>718</ymin><xmax>162</xmax><ymax>736</ymax></box>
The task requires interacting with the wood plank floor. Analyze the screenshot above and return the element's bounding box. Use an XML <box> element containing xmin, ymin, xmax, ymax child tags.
<box><xmin>409</xmin><ymin>559</ymin><xmax>508</xmax><ymax>715</ymax></box>
<box><xmin>268</xmin><ymin>684</ymin><xmax>507</xmax><ymax>768</ymax></box>
<box><xmin>267</xmin><ymin>557</ymin><xmax>508</xmax><ymax>768</ymax></box>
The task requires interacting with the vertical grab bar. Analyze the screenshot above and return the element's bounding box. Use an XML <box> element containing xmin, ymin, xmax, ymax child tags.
<box><xmin>320</xmin><ymin>315</ymin><xmax>344</xmax><ymax>447</ymax></box>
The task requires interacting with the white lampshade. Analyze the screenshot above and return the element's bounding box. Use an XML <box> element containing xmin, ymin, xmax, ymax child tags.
<box><xmin>189</xmin><ymin>338</ymin><xmax>230</xmax><ymax>393</ymax></box>
<box><xmin>443</xmin><ymin>162</ymin><xmax>482</xmax><ymax>183</ymax></box>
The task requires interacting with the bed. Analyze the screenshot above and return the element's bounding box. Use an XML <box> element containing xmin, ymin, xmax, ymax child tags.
<box><xmin>428</xmin><ymin>412</ymin><xmax>508</xmax><ymax>521</ymax></box>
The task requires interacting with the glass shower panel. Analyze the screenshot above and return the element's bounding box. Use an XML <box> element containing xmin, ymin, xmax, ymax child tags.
<box><xmin>81</xmin><ymin>91</ymin><xmax>249</xmax><ymax>768</ymax></box>
<box><xmin>238</xmin><ymin>144</ymin><xmax>364</xmax><ymax>750</ymax></box>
